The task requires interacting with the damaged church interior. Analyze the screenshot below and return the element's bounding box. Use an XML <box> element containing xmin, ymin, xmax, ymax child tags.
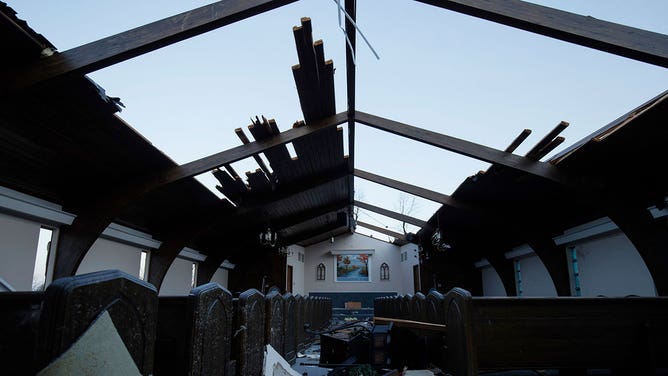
<box><xmin>1</xmin><ymin>0</ymin><xmax>667</xmax><ymax>375</ymax></box>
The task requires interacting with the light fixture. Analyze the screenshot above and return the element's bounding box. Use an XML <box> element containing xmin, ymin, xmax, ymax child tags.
<box><xmin>431</xmin><ymin>229</ymin><xmax>451</xmax><ymax>252</ymax></box>
<box><xmin>278</xmin><ymin>246</ymin><xmax>292</xmax><ymax>256</ymax></box>
<box><xmin>259</xmin><ymin>227</ymin><xmax>277</xmax><ymax>247</ymax></box>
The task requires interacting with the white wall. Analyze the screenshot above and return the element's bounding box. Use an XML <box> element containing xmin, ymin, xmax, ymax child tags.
<box><xmin>0</xmin><ymin>212</ymin><xmax>41</xmax><ymax>291</ymax></box>
<box><xmin>481</xmin><ymin>265</ymin><xmax>506</xmax><ymax>296</ymax></box>
<box><xmin>286</xmin><ymin>244</ymin><xmax>305</xmax><ymax>295</ymax></box>
<box><xmin>304</xmin><ymin>233</ymin><xmax>402</xmax><ymax>294</ymax></box>
<box><xmin>574</xmin><ymin>231</ymin><xmax>656</xmax><ymax>297</ymax></box>
<box><xmin>160</xmin><ymin>257</ymin><xmax>195</xmax><ymax>296</ymax></box>
<box><xmin>398</xmin><ymin>243</ymin><xmax>420</xmax><ymax>294</ymax></box>
<box><xmin>516</xmin><ymin>253</ymin><xmax>558</xmax><ymax>297</ymax></box>
<box><xmin>77</xmin><ymin>238</ymin><xmax>143</xmax><ymax>278</ymax></box>
<box><xmin>210</xmin><ymin>267</ymin><xmax>229</xmax><ymax>289</ymax></box>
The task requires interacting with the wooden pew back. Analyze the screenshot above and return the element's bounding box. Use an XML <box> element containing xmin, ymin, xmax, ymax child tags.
<box><xmin>265</xmin><ymin>290</ymin><xmax>284</xmax><ymax>356</ymax></box>
<box><xmin>283</xmin><ymin>292</ymin><xmax>297</xmax><ymax>363</ymax></box>
<box><xmin>38</xmin><ymin>270</ymin><xmax>158</xmax><ymax>375</ymax></box>
<box><xmin>444</xmin><ymin>288</ymin><xmax>668</xmax><ymax>375</ymax></box>
<box><xmin>233</xmin><ymin>288</ymin><xmax>265</xmax><ymax>376</ymax></box>
<box><xmin>189</xmin><ymin>283</ymin><xmax>234</xmax><ymax>376</ymax></box>
<box><xmin>0</xmin><ymin>292</ymin><xmax>43</xmax><ymax>375</ymax></box>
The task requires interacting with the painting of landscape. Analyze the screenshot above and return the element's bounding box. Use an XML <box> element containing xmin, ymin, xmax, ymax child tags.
<box><xmin>335</xmin><ymin>253</ymin><xmax>370</xmax><ymax>282</ymax></box>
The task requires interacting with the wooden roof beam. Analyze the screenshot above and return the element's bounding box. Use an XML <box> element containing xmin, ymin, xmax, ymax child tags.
<box><xmin>235</xmin><ymin>127</ymin><xmax>275</xmax><ymax>186</ymax></box>
<box><xmin>273</xmin><ymin>200</ymin><xmax>349</xmax><ymax>233</ymax></box>
<box><xmin>354</xmin><ymin>168</ymin><xmax>467</xmax><ymax>210</ymax></box>
<box><xmin>281</xmin><ymin>212</ymin><xmax>349</xmax><ymax>246</ymax></box>
<box><xmin>2</xmin><ymin>0</ymin><xmax>298</xmax><ymax>94</ymax></box>
<box><xmin>525</xmin><ymin>121</ymin><xmax>569</xmax><ymax>159</ymax></box>
<box><xmin>52</xmin><ymin>112</ymin><xmax>347</xmax><ymax>279</ymax></box>
<box><xmin>298</xmin><ymin>226</ymin><xmax>350</xmax><ymax>247</ymax></box>
<box><xmin>415</xmin><ymin>0</ymin><xmax>668</xmax><ymax>68</ymax></box>
<box><xmin>504</xmin><ymin>129</ymin><xmax>531</xmax><ymax>153</ymax></box>
<box><xmin>354</xmin><ymin>200</ymin><xmax>428</xmax><ymax>228</ymax></box>
<box><xmin>356</xmin><ymin>220</ymin><xmax>406</xmax><ymax>241</ymax></box>
<box><xmin>354</xmin><ymin>111</ymin><xmax>571</xmax><ymax>186</ymax></box>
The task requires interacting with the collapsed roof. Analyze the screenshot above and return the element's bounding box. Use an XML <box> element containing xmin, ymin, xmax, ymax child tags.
<box><xmin>1</xmin><ymin>0</ymin><xmax>667</xmax><ymax>292</ymax></box>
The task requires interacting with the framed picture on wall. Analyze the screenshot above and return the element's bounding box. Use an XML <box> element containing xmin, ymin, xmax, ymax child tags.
<box><xmin>331</xmin><ymin>250</ymin><xmax>374</xmax><ymax>282</ymax></box>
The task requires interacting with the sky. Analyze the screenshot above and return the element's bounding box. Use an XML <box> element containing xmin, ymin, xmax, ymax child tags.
<box><xmin>9</xmin><ymin>0</ymin><xmax>668</xmax><ymax>241</ymax></box>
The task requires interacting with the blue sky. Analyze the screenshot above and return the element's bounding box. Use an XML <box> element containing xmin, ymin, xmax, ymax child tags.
<box><xmin>9</xmin><ymin>0</ymin><xmax>668</xmax><ymax>240</ymax></box>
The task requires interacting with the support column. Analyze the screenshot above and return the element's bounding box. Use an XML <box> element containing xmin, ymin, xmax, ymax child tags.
<box><xmin>486</xmin><ymin>252</ymin><xmax>517</xmax><ymax>296</ymax></box>
<box><xmin>606</xmin><ymin>204</ymin><xmax>668</xmax><ymax>295</ymax></box>
<box><xmin>525</xmin><ymin>236</ymin><xmax>571</xmax><ymax>296</ymax></box>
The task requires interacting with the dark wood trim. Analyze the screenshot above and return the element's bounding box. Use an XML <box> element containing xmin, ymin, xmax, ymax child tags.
<box><xmin>524</xmin><ymin>236</ymin><xmax>571</xmax><ymax>296</ymax></box>
<box><xmin>354</xmin><ymin>200</ymin><xmax>427</xmax><ymax>228</ymax></box>
<box><xmin>356</xmin><ymin>220</ymin><xmax>406</xmax><ymax>240</ymax></box>
<box><xmin>606</xmin><ymin>205</ymin><xmax>668</xmax><ymax>296</ymax></box>
<box><xmin>414</xmin><ymin>0</ymin><xmax>668</xmax><ymax>68</ymax></box>
<box><xmin>2</xmin><ymin>0</ymin><xmax>298</xmax><ymax>94</ymax></box>
<box><xmin>354</xmin><ymin>111</ymin><xmax>570</xmax><ymax>186</ymax></box>
<box><xmin>354</xmin><ymin>168</ymin><xmax>465</xmax><ymax>208</ymax></box>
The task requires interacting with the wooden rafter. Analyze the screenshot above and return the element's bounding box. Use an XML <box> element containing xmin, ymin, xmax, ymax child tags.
<box><xmin>504</xmin><ymin>129</ymin><xmax>531</xmax><ymax>153</ymax></box>
<box><xmin>281</xmin><ymin>211</ymin><xmax>349</xmax><ymax>245</ymax></box>
<box><xmin>273</xmin><ymin>200</ymin><xmax>349</xmax><ymax>234</ymax></box>
<box><xmin>354</xmin><ymin>111</ymin><xmax>570</xmax><ymax>186</ymax></box>
<box><xmin>354</xmin><ymin>168</ymin><xmax>465</xmax><ymax>209</ymax></box>
<box><xmin>53</xmin><ymin>112</ymin><xmax>347</xmax><ymax>279</ymax></box>
<box><xmin>149</xmin><ymin>112</ymin><xmax>347</xmax><ymax>193</ymax></box>
<box><xmin>354</xmin><ymin>200</ymin><xmax>427</xmax><ymax>228</ymax></box>
<box><xmin>415</xmin><ymin>0</ymin><xmax>668</xmax><ymax>68</ymax></box>
<box><xmin>356</xmin><ymin>220</ymin><xmax>406</xmax><ymax>241</ymax></box>
<box><xmin>2</xmin><ymin>0</ymin><xmax>298</xmax><ymax>94</ymax></box>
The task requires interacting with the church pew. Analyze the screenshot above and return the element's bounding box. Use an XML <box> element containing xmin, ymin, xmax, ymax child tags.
<box><xmin>37</xmin><ymin>269</ymin><xmax>158</xmax><ymax>375</ymax></box>
<box><xmin>233</xmin><ymin>288</ymin><xmax>265</xmax><ymax>376</ymax></box>
<box><xmin>265</xmin><ymin>289</ymin><xmax>285</xmax><ymax>356</ymax></box>
<box><xmin>155</xmin><ymin>282</ymin><xmax>233</xmax><ymax>376</ymax></box>
<box><xmin>283</xmin><ymin>292</ymin><xmax>297</xmax><ymax>363</ymax></box>
<box><xmin>0</xmin><ymin>292</ymin><xmax>44</xmax><ymax>375</ymax></box>
<box><xmin>444</xmin><ymin>287</ymin><xmax>668</xmax><ymax>376</ymax></box>
<box><xmin>295</xmin><ymin>294</ymin><xmax>306</xmax><ymax>351</ymax></box>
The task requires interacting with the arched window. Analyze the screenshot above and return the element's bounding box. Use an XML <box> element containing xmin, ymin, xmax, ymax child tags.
<box><xmin>316</xmin><ymin>263</ymin><xmax>326</xmax><ymax>280</ymax></box>
<box><xmin>380</xmin><ymin>263</ymin><xmax>390</xmax><ymax>280</ymax></box>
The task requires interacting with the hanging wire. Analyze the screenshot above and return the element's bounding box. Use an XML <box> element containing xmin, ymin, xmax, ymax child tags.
<box><xmin>359</xmin><ymin>210</ymin><xmax>388</xmax><ymax>227</ymax></box>
<box><xmin>333</xmin><ymin>0</ymin><xmax>380</xmax><ymax>65</ymax></box>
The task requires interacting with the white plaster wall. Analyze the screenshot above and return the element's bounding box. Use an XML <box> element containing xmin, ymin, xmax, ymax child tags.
<box><xmin>210</xmin><ymin>267</ymin><xmax>229</xmax><ymax>289</ymax></box>
<box><xmin>286</xmin><ymin>244</ymin><xmax>305</xmax><ymax>295</ymax></box>
<box><xmin>160</xmin><ymin>257</ymin><xmax>195</xmax><ymax>296</ymax></box>
<box><xmin>77</xmin><ymin>238</ymin><xmax>143</xmax><ymax>278</ymax></box>
<box><xmin>517</xmin><ymin>254</ymin><xmax>557</xmax><ymax>297</ymax></box>
<box><xmin>574</xmin><ymin>231</ymin><xmax>656</xmax><ymax>297</ymax></box>
<box><xmin>304</xmin><ymin>233</ymin><xmax>402</xmax><ymax>294</ymax></box>
<box><xmin>399</xmin><ymin>243</ymin><xmax>420</xmax><ymax>294</ymax></box>
<box><xmin>0</xmin><ymin>212</ymin><xmax>41</xmax><ymax>291</ymax></box>
<box><xmin>481</xmin><ymin>265</ymin><xmax>507</xmax><ymax>296</ymax></box>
